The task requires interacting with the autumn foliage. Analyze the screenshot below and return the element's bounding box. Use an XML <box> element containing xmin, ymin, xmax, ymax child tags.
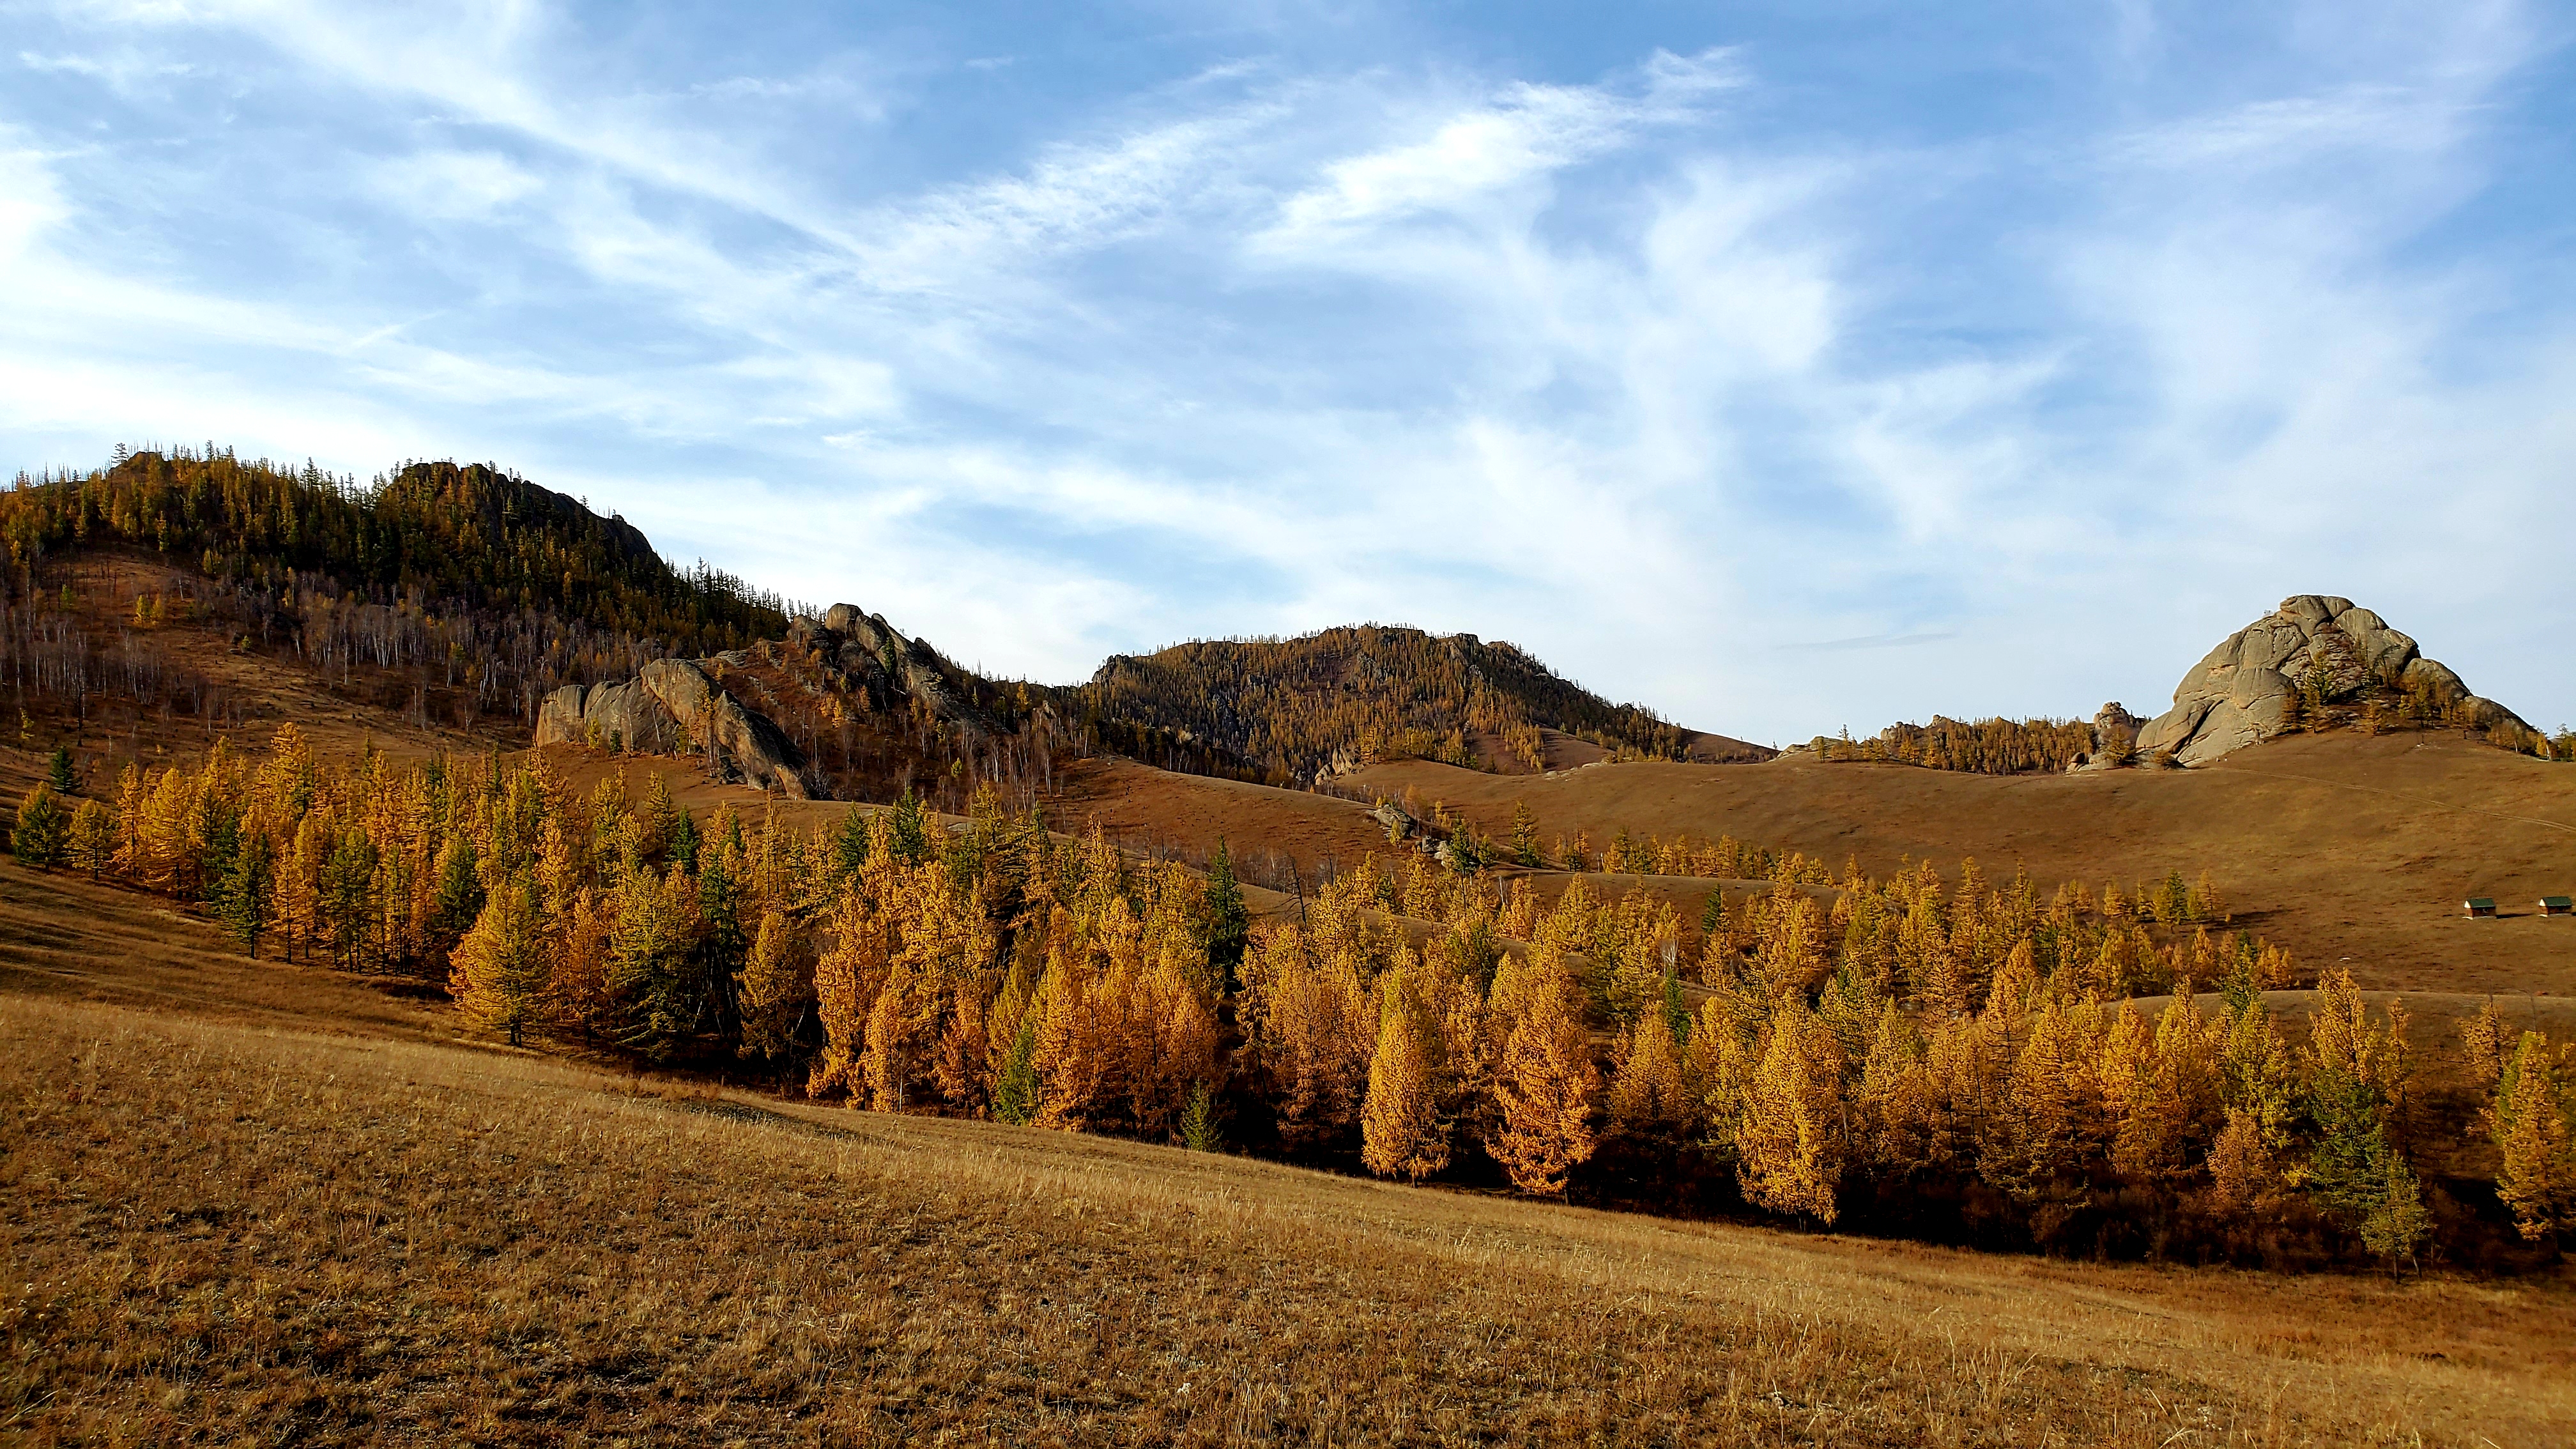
<box><xmin>19</xmin><ymin>728</ymin><xmax>2557</xmax><ymax>1270</ymax></box>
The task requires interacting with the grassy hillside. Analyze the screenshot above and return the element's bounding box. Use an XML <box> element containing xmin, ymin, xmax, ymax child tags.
<box><xmin>4</xmin><ymin>901</ymin><xmax>2572</xmax><ymax>1445</ymax></box>
<box><xmin>1349</xmin><ymin>731</ymin><xmax>2576</xmax><ymax>998</ymax></box>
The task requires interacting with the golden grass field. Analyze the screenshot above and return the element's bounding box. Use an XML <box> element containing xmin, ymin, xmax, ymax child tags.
<box><xmin>1351</xmin><ymin>731</ymin><xmax>2576</xmax><ymax>999</ymax></box>
<box><xmin>6</xmin><ymin>859</ymin><xmax>2576</xmax><ymax>1447</ymax></box>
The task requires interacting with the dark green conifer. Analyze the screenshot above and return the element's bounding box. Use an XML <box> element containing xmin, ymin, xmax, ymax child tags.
<box><xmin>1202</xmin><ymin>839</ymin><xmax>1250</xmax><ymax>990</ymax></box>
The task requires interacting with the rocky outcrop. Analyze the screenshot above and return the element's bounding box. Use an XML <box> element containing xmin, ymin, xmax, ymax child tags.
<box><xmin>2136</xmin><ymin>595</ymin><xmax>2527</xmax><ymax>767</ymax></box>
<box><xmin>536</xmin><ymin>658</ymin><xmax>811</xmax><ymax>797</ymax></box>
<box><xmin>530</xmin><ymin>599</ymin><xmax>1002</xmax><ymax>802</ymax></box>
<box><xmin>789</xmin><ymin>604</ymin><xmax>989</xmax><ymax>736</ymax></box>
<box><xmin>2093</xmin><ymin>702</ymin><xmax>2140</xmax><ymax>756</ymax></box>
<box><xmin>2065</xmin><ymin>703</ymin><xmax>2143</xmax><ymax>773</ymax></box>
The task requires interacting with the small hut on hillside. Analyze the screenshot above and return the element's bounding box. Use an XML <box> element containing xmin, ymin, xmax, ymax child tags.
<box><xmin>2543</xmin><ymin>896</ymin><xmax>2573</xmax><ymax>917</ymax></box>
<box><xmin>2464</xmin><ymin>897</ymin><xmax>2499</xmax><ymax>919</ymax></box>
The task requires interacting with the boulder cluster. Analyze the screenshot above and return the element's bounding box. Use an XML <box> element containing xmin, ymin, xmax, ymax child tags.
<box><xmin>2129</xmin><ymin>595</ymin><xmax>2524</xmax><ymax>767</ymax></box>
<box><xmin>789</xmin><ymin>604</ymin><xmax>985</xmax><ymax>733</ymax></box>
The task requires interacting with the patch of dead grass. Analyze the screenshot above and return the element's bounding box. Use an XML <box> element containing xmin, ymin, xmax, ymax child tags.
<box><xmin>4</xmin><ymin>994</ymin><xmax>2572</xmax><ymax>1446</ymax></box>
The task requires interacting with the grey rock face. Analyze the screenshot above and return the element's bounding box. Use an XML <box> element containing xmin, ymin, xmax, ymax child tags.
<box><xmin>2135</xmin><ymin>595</ymin><xmax>2527</xmax><ymax>766</ymax></box>
<box><xmin>2071</xmin><ymin>702</ymin><xmax>2143</xmax><ymax>771</ymax></box>
<box><xmin>535</xmin><ymin>659</ymin><xmax>811</xmax><ymax>798</ymax></box>
<box><xmin>790</xmin><ymin>603</ymin><xmax>990</xmax><ymax>737</ymax></box>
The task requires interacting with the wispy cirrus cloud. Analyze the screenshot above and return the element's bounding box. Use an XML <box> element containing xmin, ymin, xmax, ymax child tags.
<box><xmin>2</xmin><ymin>0</ymin><xmax>2571</xmax><ymax>740</ymax></box>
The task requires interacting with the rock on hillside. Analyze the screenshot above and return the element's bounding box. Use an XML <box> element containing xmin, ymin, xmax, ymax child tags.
<box><xmin>2136</xmin><ymin>595</ymin><xmax>2527</xmax><ymax>767</ymax></box>
<box><xmin>532</xmin><ymin>601</ymin><xmax>1001</xmax><ymax>801</ymax></box>
<box><xmin>537</xmin><ymin>659</ymin><xmax>811</xmax><ymax>798</ymax></box>
<box><xmin>792</xmin><ymin>603</ymin><xmax>990</xmax><ymax>735</ymax></box>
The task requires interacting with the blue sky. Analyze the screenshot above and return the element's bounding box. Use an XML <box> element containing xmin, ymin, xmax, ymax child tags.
<box><xmin>3</xmin><ymin>1</ymin><xmax>2572</xmax><ymax>744</ymax></box>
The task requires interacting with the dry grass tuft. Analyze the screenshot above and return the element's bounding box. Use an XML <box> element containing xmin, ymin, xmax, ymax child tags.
<box><xmin>5</xmin><ymin>992</ymin><xmax>2573</xmax><ymax>1446</ymax></box>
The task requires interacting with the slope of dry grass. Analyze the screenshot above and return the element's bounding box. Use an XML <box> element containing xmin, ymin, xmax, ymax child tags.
<box><xmin>1349</xmin><ymin>732</ymin><xmax>2576</xmax><ymax>997</ymax></box>
<box><xmin>7</xmin><ymin>990</ymin><xmax>2575</xmax><ymax>1448</ymax></box>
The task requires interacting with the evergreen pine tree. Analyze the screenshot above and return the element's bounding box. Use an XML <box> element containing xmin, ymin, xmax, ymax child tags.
<box><xmin>12</xmin><ymin>784</ymin><xmax>68</xmax><ymax>868</ymax></box>
<box><xmin>1699</xmin><ymin>889</ymin><xmax>1728</xmax><ymax>952</ymax></box>
<box><xmin>668</xmin><ymin>806</ymin><xmax>700</xmax><ymax>874</ymax></box>
<box><xmin>610</xmin><ymin>865</ymin><xmax>707</xmax><ymax>1059</ymax></box>
<box><xmin>1202</xmin><ymin>839</ymin><xmax>1250</xmax><ymax>990</ymax></box>
<box><xmin>214</xmin><ymin>832</ymin><xmax>273</xmax><ymax>953</ymax></box>
<box><xmin>696</xmin><ymin>850</ymin><xmax>747</xmax><ymax>1043</ymax></box>
<box><xmin>890</xmin><ymin>787</ymin><xmax>931</xmax><ymax>866</ymax></box>
<box><xmin>828</xmin><ymin>804</ymin><xmax>871</xmax><ymax>887</ymax></box>
<box><xmin>429</xmin><ymin>835</ymin><xmax>484</xmax><ymax>960</ymax></box>
<box><xmin>44</xmin><ymin>746</ymin><xmax>77</xmax><ymax>795</ymax></box>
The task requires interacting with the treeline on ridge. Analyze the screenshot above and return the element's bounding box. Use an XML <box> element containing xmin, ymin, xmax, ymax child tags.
<box><xmin>5</xmin><ymin>447</ymin><xmax>1706</xmax><ymax>797</ymax></box>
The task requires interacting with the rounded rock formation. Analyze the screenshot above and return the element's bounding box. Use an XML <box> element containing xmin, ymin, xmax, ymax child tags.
<box><xmin>2136</xmin><ymin>595</ymin><xmax>2526</xmax><ymax>766</ymax></box>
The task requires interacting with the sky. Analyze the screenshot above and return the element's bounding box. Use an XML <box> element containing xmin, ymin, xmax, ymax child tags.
<box><xmin>3</xmin><ymin>0</ymin><xmax>2572</xmax><ymax>745</ymax></box>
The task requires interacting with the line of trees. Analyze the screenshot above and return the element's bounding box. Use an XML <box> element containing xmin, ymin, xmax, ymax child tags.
<box><xmin>3</xmin><ymin>448</ymin><xmax>791</xmax><ymax>652</ymax></box>
<box><xmin>11</xmin><ymin>730</ymin><xmax>2563</xmax><ymax>1268</ymax></box>
<box><xmin>1843</xmin><ymin>716</ymin><xmax>2101</xmax><ymax>774</ymax></box>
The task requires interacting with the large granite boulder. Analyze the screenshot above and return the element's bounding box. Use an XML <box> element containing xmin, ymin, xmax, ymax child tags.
<box><xmin>536</xmin><ymin>658</ymin><xmax>811</xmax><ymax>797</ymax></box>
<box><xmin>2136</xmin><ymin>595</ymin><xmax>2527</xmax><ymax>765</ymax></box>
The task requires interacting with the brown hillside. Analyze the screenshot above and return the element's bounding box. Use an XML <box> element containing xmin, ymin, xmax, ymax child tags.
<box><xmin>5</xmin><ymin>875</ymin><xmax>2575</xmax><ymax>1444</ymax></box>
<box><xmin>1344</xmin><ymin>732</ymin><xmax>2576</xmax><ymax>997</ymax></box>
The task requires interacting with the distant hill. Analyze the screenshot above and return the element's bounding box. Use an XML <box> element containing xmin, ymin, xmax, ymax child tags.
<box><xmin>6</xmin><ymin>446</ymin><xmax>1773</xmax><ymax>806</ymax></box>
<box><xmin>1839</xmin><ymin>594</ymin><xmax>2555</xmax><ymax>778</ymax></box>
<box><xmin>1</xmin><ymin>448</ymin><xmax>791</xmax><ymax>656</ymax></box>
<box><xmin>1073</xmin><ymin>625</ymin><xmax>1766</xmax><ymax>788</ymax></box>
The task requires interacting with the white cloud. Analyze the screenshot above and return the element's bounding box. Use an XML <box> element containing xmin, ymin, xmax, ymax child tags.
<box><xmin>1261</xmin><ymin>49</ymin><xmax>1738</xmax><ymax>247</ymax></box>
<box><xmin>369</xmin><ymin>150</ymin><xmax>542</xmax><ymax>219</ymax></box>
<box><xmin>0</xmin><ymin>132</ymin><xmax>73</xmax><ymax>261</ymax></box>
<box><xmin>3</xmin><ymin>3</ymin><xmax>2570</xmax><ymax>741</ymax></box>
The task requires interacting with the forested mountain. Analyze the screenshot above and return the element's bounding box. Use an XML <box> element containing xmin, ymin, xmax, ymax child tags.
<box><xmin>0</xmin><ymin>447</ymin><xmax>816</xmax><ymax>747</ymax></box>
<box><xmin>5</xmin><ymin>447</ymin><xmax>1744</xmax><ymax>797</ymax></box>
<box><xmin>1075</xmin><ymin>625</ymin><xmax>1701</xmax><ymax>786</ymax></box>
<box><xmin>3</xmin><ymin>447</ymin><xmax>791</xmax><ymax>651</ymax></box>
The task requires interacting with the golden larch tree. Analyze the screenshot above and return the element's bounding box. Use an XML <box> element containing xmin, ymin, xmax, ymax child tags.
<box><xmin>1735</xmin><ymin>997</ymin><xmax>1847</xmax><ymax>1222</ymax></box>
<box><xmin>448</xmin><ymin>875</ymin><xmax>552</xmax><ymax>1046</ymax></box>
<box><xmin>1487</xmin><ymin>955</ymin><xmax>1598</xmax><ymax>1195</ymax></box>
<box><xmin>1361</xmin><ymin>977</ymin><xmax>1449</xmax><ymax>1181</ymax></box>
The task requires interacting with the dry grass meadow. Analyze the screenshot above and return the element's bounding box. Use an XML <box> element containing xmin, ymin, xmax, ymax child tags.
<box><xmin>5</xmin><ymin>856</ymin><xmax>2576</xmax><ymax>1446</ymax></box>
